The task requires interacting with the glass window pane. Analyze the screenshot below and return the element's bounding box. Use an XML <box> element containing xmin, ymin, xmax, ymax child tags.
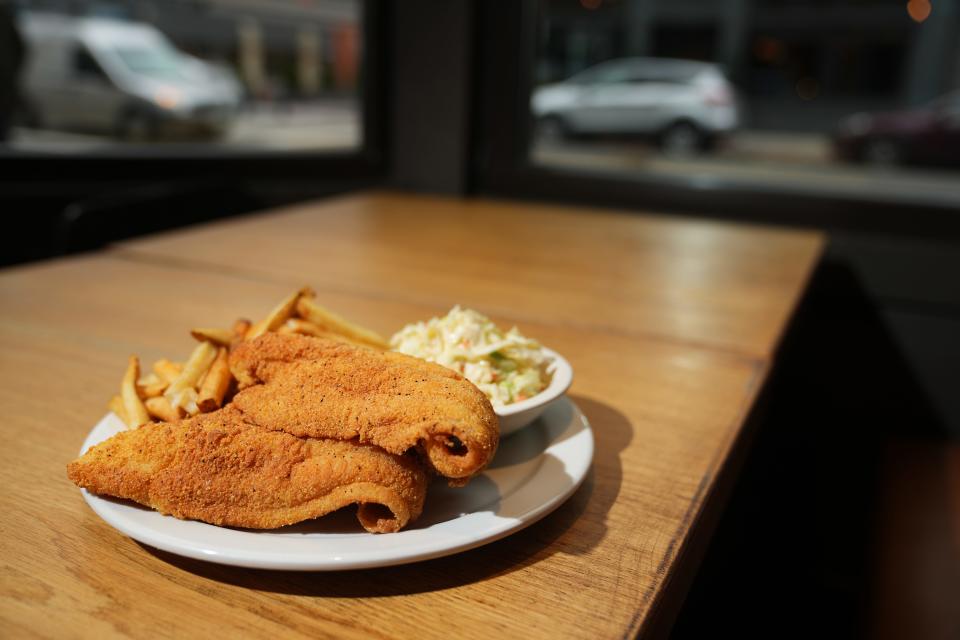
<box><xmin>531</xmin><ymin>0</ymin><xmax>960</xmax><ymax>207</ymax></box>
<box><xmin>1</xmin><ymin>0</ymin><xmax>361</xmax><ymax>152</ymax></box>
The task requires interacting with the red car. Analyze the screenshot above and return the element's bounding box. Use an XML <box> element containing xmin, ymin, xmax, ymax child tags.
<box><xmin>834</xmin><ymin>91</ymin><xmax>960</xmax><ymax>166</ymax></box>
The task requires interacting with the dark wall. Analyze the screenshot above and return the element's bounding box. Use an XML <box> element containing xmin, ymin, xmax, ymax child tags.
<box><xmin>827</xmin><ymin>233</ymin><xmax>960</xmax><ymax>435</ymax></box>
<box><xmin>387</xmin><ymin>1</ymin><xmax>474</xmax><ymax>194</ymax></box>
<box><xmin>0</xmin><ymin>179</ymin><xmax>376</xmax><ymax>268</ymax></box>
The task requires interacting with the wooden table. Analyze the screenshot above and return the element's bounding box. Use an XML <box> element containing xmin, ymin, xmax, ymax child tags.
<box><xmin>0</xmin><ymin>192</ymin><xmax>823</xmax><ymax>638</ymax></box>
<box><xmin>117</xmin><ymin>192</ymin><xmax>821</xmax><ymax>359</ymax></box>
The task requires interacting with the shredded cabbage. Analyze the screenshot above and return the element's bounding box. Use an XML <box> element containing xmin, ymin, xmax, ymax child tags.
<box><xmin>390</xmin><ymin>306</ymin><xmax>550</xmax><ymax>407</ymax></box>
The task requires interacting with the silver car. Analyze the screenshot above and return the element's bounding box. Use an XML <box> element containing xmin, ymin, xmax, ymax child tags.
<box><xmin>19</xmin><ymin>14</ymin><xmax>242</xmax><ymax>140</ymax></box>
<box><xmin>532</xmin><ymin>57</ymin><xmax>739</xmax><ymax>154</ymax></box>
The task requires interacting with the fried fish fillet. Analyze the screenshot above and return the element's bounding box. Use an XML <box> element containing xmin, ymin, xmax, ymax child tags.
<box><xmin>229</xmin><ymin>333</ymin><xmax>499</xmax><ymax>484</ymax></box>
<box><xmin>67</xmin><ymin>407</ymin><xmax>427</xmax><ymax>533</ymax></box>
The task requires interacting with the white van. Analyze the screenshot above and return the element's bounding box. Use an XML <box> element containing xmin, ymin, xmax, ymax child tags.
<box><xmin>19</xmin><ymin>14</ymin><xmax>242</xmax><ymax>140</ymax></box>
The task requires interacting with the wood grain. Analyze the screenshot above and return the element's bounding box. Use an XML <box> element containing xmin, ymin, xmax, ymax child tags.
<box><xmin>0</xmin><ymin>254</ymin><xmax>772</xmax><ymax>639</ymax></box>
<box><xmin>116</xmin><ymin>191</ymin><xmax>823</xmax><ymax>359</ymax></box>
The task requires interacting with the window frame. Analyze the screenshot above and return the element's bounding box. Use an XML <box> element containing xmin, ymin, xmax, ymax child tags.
<box><xmin>472</xmin><ymin>0</ymin><xmax>960</xmax><ymax>241</ymax></box>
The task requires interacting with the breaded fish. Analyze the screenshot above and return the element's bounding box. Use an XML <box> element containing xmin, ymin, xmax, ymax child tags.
<box><xmin>67</xmin><ymin>407</ymin><xmax>427</xmax><ymax>533</ymax></box>
<box><xmin>229</xmin><ymin>333</ymin><xmax>499</xmax><ymax>484</ymax></box>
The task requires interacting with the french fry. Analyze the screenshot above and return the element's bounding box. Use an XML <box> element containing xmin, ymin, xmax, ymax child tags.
<box><xmin>137</xmin><ymin>372</ymin><xmax>167</xmax><ymax>398</ymax></box>
<box><xmin>153</xmin><ymin>359</ymin><xmax>183</xmax><ymax>385</ymax></box>
<box><xmin>108</xmin><ymin>394</ymin><xmax>128</xmax><ymax>424</ymax></box>
<box><xmin>180</xmin><ymin>388</ymin><xmax>200</xmax><ymax>416</ymax></box>
<box><xmin>281</xmin><ymin>318</ymin><xmax>369</xmax><ymax>348</ymax></box>
<box><xmin>190</xmin><ymin>327</ymin><xmax>234</xmax><ymax>347</ymax></box>
<box><xmin>109</xmin><ymin>287</ymin><xmax>395</xmax><ymax>424</ymax></box>
<box><xmin>121</xmin><ymin>356</ymin><xmax>151</xmax><ymax>428</ymax></box>
<box><xmin>144</xmin><ymin>396</ymin><xmax>182</xmax><ymax>422</ymax></box>
<box><xmin>246</xmin><ymin>287</ymin><xmax>314</xmax><ymax>340</ymax></box>
<box><xmin>197</xmin><ymin>347</ymin><xmax>231</xmax><ymax>413</ymax></box>
<box><xmin>295</xmin><ymin>297</ymin><xmax>388</xmax><ymax>350</ymax></box>
<box><xmin>164</xmin><ymin>341</ymin><xmax>217</xmax><ymax>410</ymax></box>
<box><xmin>232</xmin><ymin>318</ymin><xmax>252</xmax><ymax>339</ymax></box>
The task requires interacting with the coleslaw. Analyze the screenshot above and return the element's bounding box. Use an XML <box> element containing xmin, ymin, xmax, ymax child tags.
<box><xmin>390</xmin><ymin>306</ymin><xmax>550</xmax><ymax>407</ymax></box>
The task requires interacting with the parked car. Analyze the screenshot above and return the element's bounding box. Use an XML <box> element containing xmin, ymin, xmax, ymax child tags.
<box><xmin>531</xmin><ymin>57</ymin><xmax>740</xmax><ymax>154</ymax></box>
<box><xmin>18</xmin><ymin>14</ymin><xmax>242</xmax><ymax>140</ymax></box>
<box><xmin>834</xmin><ymin>91</ymin><xmax>960</xmax><ymax>167</ymax></box>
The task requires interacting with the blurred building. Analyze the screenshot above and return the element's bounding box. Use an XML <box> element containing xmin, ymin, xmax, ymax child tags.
<box><xmin>539</xmin><ymin>0</ymin><xmax>960</xmax><ymax>131</ymax></box>
<box><xmin>13</xmin><ymin>0</ymin><xmax>360</xmax><ymax>99</ymax></box>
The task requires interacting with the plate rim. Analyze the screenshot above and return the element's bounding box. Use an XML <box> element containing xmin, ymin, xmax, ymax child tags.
<box><xmin>78</xmin><ymin>397</ymin><xmax>594</xmax><ymax>571</ymax></box>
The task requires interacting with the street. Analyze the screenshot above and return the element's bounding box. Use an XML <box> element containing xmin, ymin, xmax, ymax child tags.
<box><xmin>532</xmin><ymin>132</ymin><xmax>960</xmax><ymax>208</ymax></box>
<box><xmin>8</xmin><ymin>100</ymin><xmax>361</xmax><ymax>153</ymax></box>
<box><xmin>9</xmin><ymin>103</ymin><xmax>960</xmax><ymax>209</ymax></box>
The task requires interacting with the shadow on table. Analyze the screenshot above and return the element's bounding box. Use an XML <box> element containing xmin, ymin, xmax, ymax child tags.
<box><xmin>139</xmin><ymin>394</ymin><xmax>632</xmax><ymax>596</ymax></box>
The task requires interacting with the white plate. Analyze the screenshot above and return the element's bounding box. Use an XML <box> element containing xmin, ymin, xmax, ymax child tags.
<box><xmin>78</xmin><ymin>397</ymin><xmax>594</xmax><ymax>570</ymax></box>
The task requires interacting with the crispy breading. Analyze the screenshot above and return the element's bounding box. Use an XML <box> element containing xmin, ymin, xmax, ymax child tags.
<box><xmin>67</xmin><ymin>407</ymin><xmax>427</xmax><ymax>533</ymax></box>
<box><xmin>229</xmin><ymin>333</ymin><xmax>499</xmax><ymax>483</ymax></box>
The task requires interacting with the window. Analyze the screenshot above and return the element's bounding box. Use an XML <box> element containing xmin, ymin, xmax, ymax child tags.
<box><xmin>528</xmin><ymin>0</ymin><xmax>960</xmax><ymax>209</ymax></box>
<box><xmin>73</xmin><ymin>47</ymin><xmax>108</xmax><ymax>80</ymax></box>
<box><xmin>0</xmin><ymin>0</ymin><xmax>384</xmax><ymax>266</ymax></box>
<box><xmin>475</xmin><ymin>0</ymin><xmax>960</xmax><ymax>233</ymax></box>
<box><xmin>4</xmin><ymin>0</ymin><xmax>367</xmax><ymax>154</ymax></box>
